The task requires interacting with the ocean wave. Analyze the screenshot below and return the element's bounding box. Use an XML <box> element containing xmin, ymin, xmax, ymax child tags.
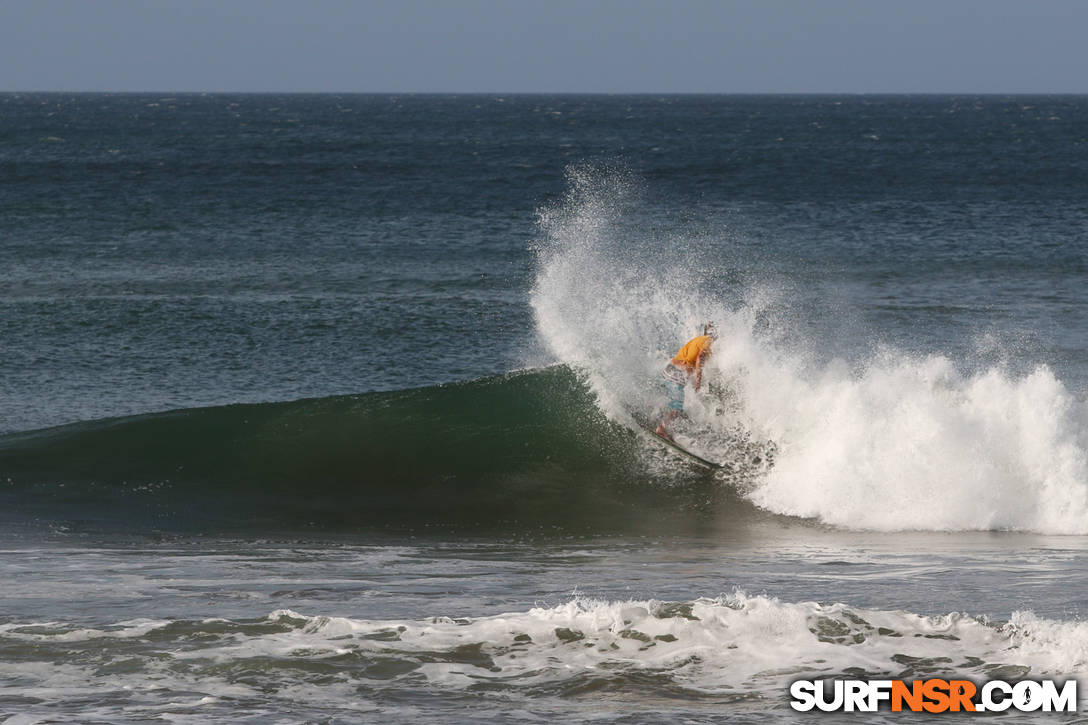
<box><xmin>0</xmin><ymin>367</ymin><xmax>751</xmax><ymax>532</ymax></box>
<box><xmin>531</xmin><ymin>165</ymin><xmax>1088</xmax><ymax>535</ymax></box>
<box><xmin>4</xmin><ymin>593</ymin><xmax>1084</xmax><ymax>702</ymax></box>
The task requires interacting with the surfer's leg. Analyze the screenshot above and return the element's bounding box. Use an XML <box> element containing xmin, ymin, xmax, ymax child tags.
<box><xmin>657</xmin><ymin>381</ymin><xmax>685</xmax><ymax>438</ymax></box>
<box><xmin>655</xmin><ymin>410</ymin><xmax>680</xmax><ymax>439</ymax></box>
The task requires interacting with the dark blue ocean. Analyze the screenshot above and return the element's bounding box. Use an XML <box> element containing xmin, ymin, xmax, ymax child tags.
<box><xmin>2</xmin><ymin>94</ymin><xmax>1088</xmax><ymax>722</ymax></box>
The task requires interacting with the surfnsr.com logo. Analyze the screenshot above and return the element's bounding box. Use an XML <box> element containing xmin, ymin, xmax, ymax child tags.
<box><xmin>790</xmin><ymin>679</ymin><xmax>1077</xmax><ymax>713</ymax></box>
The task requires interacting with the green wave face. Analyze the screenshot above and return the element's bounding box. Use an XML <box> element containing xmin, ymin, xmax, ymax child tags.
<box><xmin>0</xmin><ymin>368</ymin><xmax>749</xmax><ymax>534</ymax></box>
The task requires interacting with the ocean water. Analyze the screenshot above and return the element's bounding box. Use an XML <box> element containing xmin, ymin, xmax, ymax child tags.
<box><xmin>2</xmin><ymin>93</ymin><xmax>1088</xmax><ymax>722</ymax></box>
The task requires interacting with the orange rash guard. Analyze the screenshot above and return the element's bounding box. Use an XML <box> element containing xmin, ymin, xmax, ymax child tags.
<box><xmin>670</xmin><ymin>335</ymin><xmax>712</xmax><ymax>371</ymax></box>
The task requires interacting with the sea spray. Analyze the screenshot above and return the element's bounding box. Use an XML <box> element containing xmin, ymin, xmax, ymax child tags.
<box><xmin>531</xmin><ymin>164</ymin><xmax>739</xmax><ymax>418</ymax></box>
<box><xmin>532</xmin><ymin>165</ymin><xmax>1088</xmax><ymax>534</ymax></box>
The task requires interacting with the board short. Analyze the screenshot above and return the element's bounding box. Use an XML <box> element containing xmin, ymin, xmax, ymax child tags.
<box><xmin>662</xmin><ymin>364</ymin><xmax>687</xmax><ymax>411</ymax></box>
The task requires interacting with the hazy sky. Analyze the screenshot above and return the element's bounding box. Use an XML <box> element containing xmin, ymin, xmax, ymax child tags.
<box><xmin>3</xmin><ymin>0</ymin><xmax>1086</xmax><ymax>93</ymax></box>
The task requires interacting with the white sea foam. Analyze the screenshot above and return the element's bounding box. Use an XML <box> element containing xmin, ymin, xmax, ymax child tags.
<box><xmin>5</xmin><ymin>595</ymin><xmax>1086</xmax><ymax>717</ymax></box>
<box><xmin>0</xmin><ymin>618</ymin><xmax>169</xmax><ymax>642</ymax></box>
<box><xmin>747</xmin><ymin>354</ymin><xmax>1088</xmax><ymax>532</ymax></box>
<box><xmin>531</xmin><ymin>165</ymin><xmax>1088</xmax><ymax>533</ymax></box>
<box><xmin>147</xmin><ymin>596</ymin><xmax>1088</xmax><ymax>692</ymax></box>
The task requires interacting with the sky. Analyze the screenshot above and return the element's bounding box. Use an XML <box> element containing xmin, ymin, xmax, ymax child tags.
<box><xmin>2</xmin><ymin>0</ymin><xmax>1086</xmax><ymax>94</ymax></box>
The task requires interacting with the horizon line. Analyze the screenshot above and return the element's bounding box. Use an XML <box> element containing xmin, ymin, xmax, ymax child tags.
<box><xmin>3</xmin><ymin>89</ymin><xmax>1087</xmax><ymax>96</ymax></box>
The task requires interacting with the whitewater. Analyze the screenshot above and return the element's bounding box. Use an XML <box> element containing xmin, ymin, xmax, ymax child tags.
<box><xmin>532</xmin><ymin>165</ymin><xmax>1088</xmax><ymax>535</ymax></box>
<box><xmin>4</xmin><ymin>94</ymin><xmax>1088</xmax><ymax>723</ymax></box>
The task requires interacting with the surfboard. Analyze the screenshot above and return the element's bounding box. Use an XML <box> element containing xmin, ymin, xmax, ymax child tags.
<box><xmin>628</xmin><ymin>411</ymin><xmax>725</xmax><ymax>470</ymax></box>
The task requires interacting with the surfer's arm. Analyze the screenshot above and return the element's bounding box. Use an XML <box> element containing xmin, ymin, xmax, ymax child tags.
<box><xmin>694</xmin><ymin>351</ymin><xmax>708</xmax><ymax>391</ymax></box>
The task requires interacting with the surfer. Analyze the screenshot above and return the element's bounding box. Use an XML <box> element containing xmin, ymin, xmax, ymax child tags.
<box><xmin>655</xmin><ymin>323</ymin><xmax>717</xmax><ymax>440</ymax></box>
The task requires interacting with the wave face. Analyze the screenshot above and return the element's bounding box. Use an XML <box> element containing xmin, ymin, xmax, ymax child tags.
<box><xmin>531</xmin><ymin>166</ymin><xmax>1088</xmax><ymax>534</ymax></box>
<box><xmin>0</xmin><ymin>367</ymin><xmax>751</xmax><ymax>532</ymax></box>
<box><xmin>8</xmin><ymin>163</ymin><xmax>1088</xmax><ymax>535</ymax></box>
